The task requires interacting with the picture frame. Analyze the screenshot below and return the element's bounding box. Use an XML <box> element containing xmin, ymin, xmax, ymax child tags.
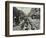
<box><xmin>5</xmin><ymin>1</ymin><xmax>45</xmax><ymax>37</ymax></box>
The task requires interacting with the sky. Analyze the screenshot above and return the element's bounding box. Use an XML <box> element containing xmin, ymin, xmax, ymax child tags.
<box><xmin>16</xmin><ymin>7</ymin><xmax>31</xmax><ymax>15</ymax></box>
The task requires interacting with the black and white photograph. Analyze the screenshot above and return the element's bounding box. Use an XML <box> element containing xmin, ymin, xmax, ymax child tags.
<box><xmin>13</xmin><ymin>7</ymin><xmax>40</xmax><ymax>30</ymax></box>
<box><xmin>5</xmin><ymin>1</ymin><xmax>45</xmax><ymax>37</ymax></box>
